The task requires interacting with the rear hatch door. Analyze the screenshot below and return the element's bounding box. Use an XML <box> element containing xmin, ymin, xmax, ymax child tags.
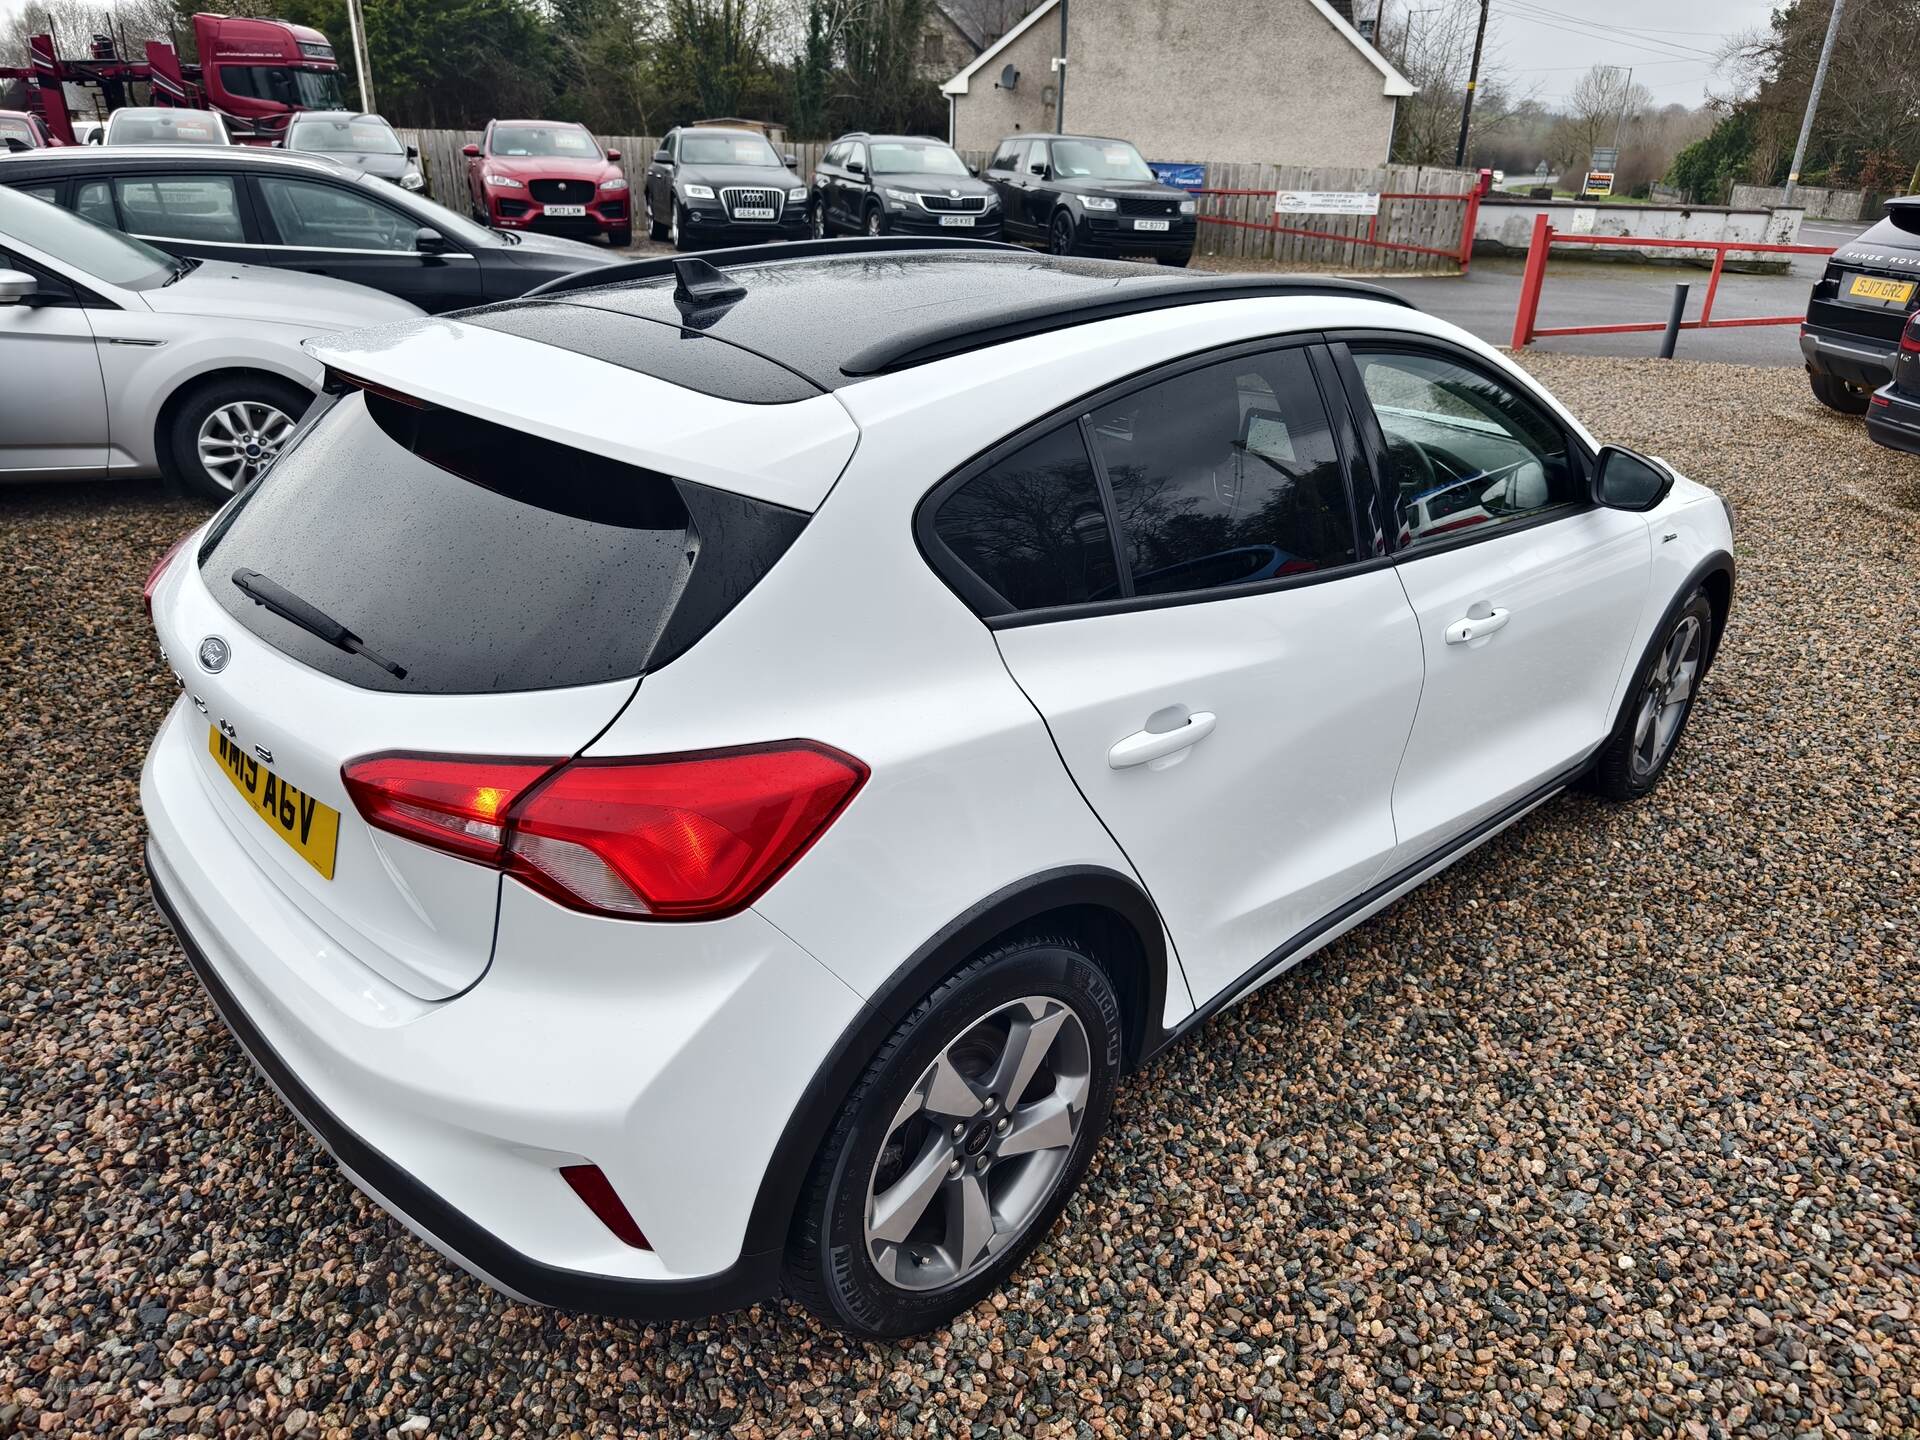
<box><xmin>159</xmin><ymin>352</ymin><xmax>846</xmax><ymax>999</ymax></box>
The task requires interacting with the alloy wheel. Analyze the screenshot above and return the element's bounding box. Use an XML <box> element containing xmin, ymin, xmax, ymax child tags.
<box><xmin>863</xmin><ymin>995</ymin><xmax>1090</xmax><ymax>1292</ymax></box>
<box><xmin>812</xmin><ymin>204</ymin><xmax>827</xmax><ymax>239</ymax></box>
<box><xmin>196</xmin><ymin>400</ymin><xmax>295</xmax><ymax>494</ymax></box>
<box><xmin>1630</xmin><ymin>613</ymin><xmax>1703</xmax><ymax>778</ymax></box>
<box><xmin>866</xmin><ymin>209</ymin><xmax>883</xmax><ymax>237</ymax></box>
<box><xmin>1050</xmin><ymin>214</ymin><xmax>1073</xmax><ymax>255</ymax></box>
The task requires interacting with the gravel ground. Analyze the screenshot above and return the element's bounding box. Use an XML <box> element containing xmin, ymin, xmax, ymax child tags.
<box><xmin>2</xmin><ymin>356</ymin><xmax>1916</xmax><ymax>1439</ymax></box>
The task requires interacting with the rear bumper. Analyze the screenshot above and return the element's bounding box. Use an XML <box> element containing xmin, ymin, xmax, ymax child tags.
<box><xmin>147</xmin><ymin>844</ymin><xmax>780</xmax><ymax>1319</ymax></box>
<box><xmin>1800</xmin><ymin>323</ymin><xmax>1895</xmax><ymax>388</ymax></box>
<box><xmin>140</xmin><ymin>697</ymin><xmax>863</xmax><ymax>1320</ymax></box>
<box><xmin>1867</xmin><ymin>383</ymin><xmax>1920</xmax><ymax>456</ymax></box>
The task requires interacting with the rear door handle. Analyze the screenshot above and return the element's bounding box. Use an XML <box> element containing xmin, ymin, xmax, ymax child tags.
<box><xmin>1108</xmin><ymin>710</ymin><xmax>1217</xmax><ymax>769</ymax></box>
<box><xmin>1445</xmin><ymin>607</ymin><xmax>1511</xmax><ymax>645</ymax></box>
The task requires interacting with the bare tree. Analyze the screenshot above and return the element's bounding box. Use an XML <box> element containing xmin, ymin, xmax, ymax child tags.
<box><xmin>1379</xmin><ymin>0</ymin><xmax>1532</xmax><ymax>167</ymax></box>
<box><xmin>1547</xmin><ymin>65</ymin><xmax>1654</xmax><ymax>177</ymax></box>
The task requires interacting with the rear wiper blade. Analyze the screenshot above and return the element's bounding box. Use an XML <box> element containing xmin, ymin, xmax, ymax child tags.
<box><xmin>230</xmin><ymin>569</ymin><xmax>407</xmax><ymax>679</ymax></box>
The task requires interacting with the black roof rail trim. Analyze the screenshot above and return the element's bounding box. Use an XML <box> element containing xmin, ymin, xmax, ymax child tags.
<box><xmin>521</xmin><ymin>236</ymin><xmax>1027</xmax><ymax>299</ymax></box>
<box><xmin>839</xmin><ymin>275</ymin><xmax>1416</xmax><ymax>377</ymax></box>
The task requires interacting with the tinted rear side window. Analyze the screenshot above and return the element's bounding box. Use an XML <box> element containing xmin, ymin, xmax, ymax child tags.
<box><xmin>931</xmin><ymin>425</ymin><xmax>1116</xmax><ymax>611</ymax></box>
<box><xmin>201</xmin><ymin>390</ymin><xmax>804</xmax><ymax>694</ymax></box>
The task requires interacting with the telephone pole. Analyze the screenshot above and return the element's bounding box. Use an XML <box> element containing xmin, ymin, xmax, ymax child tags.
<box><xmin>345</xmin><ymin>0</ymin><xmax>375</xmax><ymax>113</ymax></box>
<box><xmin>1454</xmin><ymin>0</ymin><xmax>1491</xmax><ymax>168</ymax></box>
<box><xmin>1783</xmin><ymin>0</ymin><xmax>1845</xmax><ymax>206</ymax></box>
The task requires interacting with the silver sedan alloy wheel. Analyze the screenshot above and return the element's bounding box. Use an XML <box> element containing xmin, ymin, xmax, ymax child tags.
<box><xmin>864</xmin><ymin>995</ymin><xmax>1091</xmax><ymax>1292</ymax></box>
<box><xmin>196</xmin><ymin>400</ymin><xmax>295</xmax><ymax>493</ymax></box>
<box><xmin>1630</xmin><ymin>612</ymin><xmax>1703</xmax><ymax>778</ymax></box>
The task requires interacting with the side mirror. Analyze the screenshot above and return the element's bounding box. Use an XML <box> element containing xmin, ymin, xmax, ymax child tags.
<box><xmin>3</xmin><ymin>137</ymin><xmax>29</xmax><ymax>153</ymax></box>
<box><xmin>782</xmin><ymin>152</ymin><xmax>797</xmax><ymax>167</ymax></box>
<box><xmin>653</xmin><ymin>147</ymin><xmax>671</xmax><ymax>164</ymax></box>
<box><xmin>461</xmin><ymin>143</ymin><xmax>480</xmax><ymax>158</ymax></box>
<box><xmin>606</xmin><ymin>147</ymin><xmax>621</xmax><ymax>162</ymax></box>
<box><xmin>1592</xmin><ymin>445</ymin><xmax>1673</xmax><ymax>512</ymax></box>
<box><xmin>407</xmin><ymin>143</ymin><xmax>419</xmax><ymax>160</ymax></box>
<box><xmin>413</xmin><ymin>226</ymin><xmax>452</xmax><ymax>254</ymax></box>
<box><xmin>0</xmin><ymin>268</ymin><xmax>38</xmax><ymax>304</ymax></box>
<box><xmin>847</xmin><ymin>158</ymin><xmax>865</xmax><ymax>175</ymax></box>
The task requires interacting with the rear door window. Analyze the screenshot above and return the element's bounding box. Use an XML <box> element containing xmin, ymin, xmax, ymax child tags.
<box><xmin>256</xmin><ymin>175</ymin><xmax>416</xmax><ymax>251</ymax></box>
<box><xmin>1086</xmin><ymin>346</ymin><xmax>1358</xmax><ymax>594</ymax></box>
<box><xmin>113</xmin><ymin>175</ymin><xmax>244</xmax><ymax>243</ymax></box>
<box><xmin>201</xmin><ymin>390</ymin><xmax>806</xmax><ymax>694</ymax></box>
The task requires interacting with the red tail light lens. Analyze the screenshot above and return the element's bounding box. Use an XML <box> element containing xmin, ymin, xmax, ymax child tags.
<box><xmin>342</xmin><ymin>754</ymin><xmax>561</xmax><ymax>863</ymax></box>
<box><xmin>142</xmin><ymin>533</ymin><xmax>194</xmax><ymax>619</ymax></box>
<box><xmin>341</xmin><ymin>741</ymin><xmax>866</xmax><ymax>921</ymax></box>
<box><xmin>1903</xmin><ymin>311</ymin><xmax>1920</xmax><ymax>353</ymax></box>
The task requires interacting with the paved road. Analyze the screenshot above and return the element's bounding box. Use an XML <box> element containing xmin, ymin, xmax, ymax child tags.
<box><xmin>1376</xmin><ymin>220</ymin><xmax>1874</xmax><ymax>367</ymax></box>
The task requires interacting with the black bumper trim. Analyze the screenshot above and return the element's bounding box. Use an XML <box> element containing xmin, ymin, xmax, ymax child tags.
<box><xmin>144</xmin><ymin>843</ymin><xmax>783</xmax><ymax>1322</ymax></box>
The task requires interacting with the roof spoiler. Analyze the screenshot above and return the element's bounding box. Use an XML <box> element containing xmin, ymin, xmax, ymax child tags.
<box><xmin>1885</xmin><ymin>195</ymin><xmax>1920</xmax><ymax>236</ymax></box>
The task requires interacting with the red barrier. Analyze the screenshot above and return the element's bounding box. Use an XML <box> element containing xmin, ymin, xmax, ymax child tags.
<box><xmin>1509</xmin><ymin>214</ymin><xmax>1837</xmax><ymax>348</ymax></box>
<box><xmin>1193</xmin><ymin>186</ymin><xmax>1483</xmax><ymax>273</ymax></box>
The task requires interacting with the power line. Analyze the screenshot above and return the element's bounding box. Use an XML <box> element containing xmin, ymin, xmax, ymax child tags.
<box><xmin>1497</xmin><ymin>2</ymin><xmax>1725</xmax><ymax>61</ymax></box>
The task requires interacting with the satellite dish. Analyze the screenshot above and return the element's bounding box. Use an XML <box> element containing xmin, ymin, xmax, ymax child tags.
<box><xmin>999</xmin><ymin>63</ymin><xmax>1019</xmax><ymax>90</ymax></box>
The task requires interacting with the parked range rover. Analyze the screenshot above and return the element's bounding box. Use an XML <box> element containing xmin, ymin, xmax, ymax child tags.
<box><xmin>142</xmin><ymin>237</ymin><xmax>1733</xmax><ymax>1339</ymax></box>
<box><xmin>984</xmin><ymin>132</ymin><xmax>1195</xmax><ymax>265</ymax></box>
<box><xmin>0</xmin><ymin>146</ymin><xmax>617</xmax><ymax>312</ymax></box>
<box><xmin>281</xmin><ymin>110</ymin><xmax>424</xmax><ymax>191</ymax></box>
<box><xmin>811</xmin><ymin>132</ymin><xmax>1000</xmax><ymax>239</ymax></box>
<box><xmin>1802</xmin><ymin>195</ymin><xmax>1920</xmax><ymax>413</ymax></box>
<box><xmin>464</xmin><ymin>119</ymin><xmax>631</xmax><ymax>247</ymax></box>
<box><xmin>643</xmin><ymin>125</ymin><xmax>809</xmax><ymax>251</ymax></box>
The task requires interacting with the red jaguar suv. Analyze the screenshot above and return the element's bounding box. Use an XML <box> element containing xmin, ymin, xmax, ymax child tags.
<box><xmin>464</xmin><ymin>119</ymin><xmax>631</xmax><ymax>247</ymax></box>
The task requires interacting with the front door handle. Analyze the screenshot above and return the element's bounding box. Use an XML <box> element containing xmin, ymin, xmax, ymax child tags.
<box><xmin>1109</xmin><ymin>710</ymin><xmax>1217</xmax><ymax>769</ymax></box>
<box><xmin>1445</xmin><ymin>607</ymin><xmax>1511</xmax><ymax>645</ymax></box>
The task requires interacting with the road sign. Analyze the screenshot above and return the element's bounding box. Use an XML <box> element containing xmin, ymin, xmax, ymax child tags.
<box><xmin>1590</xmin><ymin>146</ymin><xmax>1619</xmax><ymax>171</ymax></box>
<box><xmin>1583</xmin><ymin>170</ymin><xmax>1615</xmax><ymax>197</ymax></box>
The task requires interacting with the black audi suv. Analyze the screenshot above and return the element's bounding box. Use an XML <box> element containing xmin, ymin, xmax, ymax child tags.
<box><xmin>1802</xmin><ymin>196</ymin><xmax>1920</xmax><ymax>413</ymax></box>
<box><xmin>810</xmin><ymin>132</ymin><xmax>1001</xmax><ymax>240</ymax></box>
<box><xmin>982</xmin><ymin>132</ymin><xmax>1195</xmax><ymax>266</ymax></box>
<box><xmin>642</xmin><ymin>127</ymin><xmax>810</xmax><ymax>251</ymax></box>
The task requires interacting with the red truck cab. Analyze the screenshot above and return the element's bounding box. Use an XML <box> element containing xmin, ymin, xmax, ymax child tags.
<box><xmin>191</xmin><ymin>14</ymin><xmax>345</xmax><ymax>139</ymax></box>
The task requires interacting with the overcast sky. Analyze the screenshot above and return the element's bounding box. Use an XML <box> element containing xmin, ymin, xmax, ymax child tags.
<box><xmin>1</xmin><ymin>0</ymin><xmax>1784</xmax><ymax>110</ymax></box>
<box><xmin>1420</xmin><ymin>0</ymin><xmax>1780</xmax><ymax>107</ymax></box>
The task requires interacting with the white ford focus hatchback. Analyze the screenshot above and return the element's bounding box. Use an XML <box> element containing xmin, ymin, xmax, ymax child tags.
<box><xmin>142</xmin><ymin>240</ymin><xmax>1733</xmax><ymax>1338</ymax></box>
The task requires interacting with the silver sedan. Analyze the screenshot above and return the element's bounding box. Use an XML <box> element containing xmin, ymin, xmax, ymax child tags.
<box><xmin>0</xmin><ymin>185</ymin><xmax>419</xmax><ymax>499</ymax></box>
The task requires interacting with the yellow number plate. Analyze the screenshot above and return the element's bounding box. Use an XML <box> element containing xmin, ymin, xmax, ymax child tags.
<box><xmin>208</xmin><ymin>726</ymin><xmax>341</xmax><ymax>879</ymax></box>
<box><xmin>1849</xmin><ymin>275</ymin><xmax>1915</xmax><ymax>304</ymax></box>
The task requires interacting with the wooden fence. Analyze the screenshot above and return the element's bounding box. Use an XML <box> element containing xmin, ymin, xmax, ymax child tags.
<box><xmin>397</xmin><ymin>127</ymin><xmax>1477</xmax><ymax>273</ymax></box>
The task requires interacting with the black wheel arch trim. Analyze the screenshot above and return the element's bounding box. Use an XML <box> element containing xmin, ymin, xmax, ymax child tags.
<box><xmin>741</xmin><ymin>864</ymin><xmax>1170</xmax><ymax>1261</ymax></box>
<box><xmin>145</xmin><ymin>845</ymin><xmax>783</xmax><ymax>1321</ymax></box>
<box><xmin>1606</xmin><ymin>548</ymin><xmax>1735</xmax><ymax>741</ymax></box>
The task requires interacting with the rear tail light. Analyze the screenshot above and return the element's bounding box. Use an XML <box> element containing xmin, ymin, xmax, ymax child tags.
<box><xmin>341</xmin><ymin>741</ymin><xmax>866</xmax><ymax>920</ymax></box>
<box><xmin>142</xmin><ymin>532</ymin><xmax>194</xmax><ymax>619</ymax></box>
<box><xmin>1902</xmin><ymin>311</ymin><xmax>1920</xmax><ymax>353</ymax></box>
<box><xmin>559</xmin><ymin>1164</ymin><xmax>651</xmax><ymax>1250</ymax></box>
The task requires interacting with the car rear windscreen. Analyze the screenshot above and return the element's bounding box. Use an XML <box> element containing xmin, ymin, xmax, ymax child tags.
<box><xmin>199</xmin><ymin>389</ymin><xmax>805</xmax><ymax>694</ymax></box>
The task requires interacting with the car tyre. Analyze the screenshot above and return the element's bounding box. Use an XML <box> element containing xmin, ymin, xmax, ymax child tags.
<box><xmin>785</xmin><ymin>934</ymin><xmax>1122</xmax><ymax>1339</ymax></box>
<box><xmin>1808</xmin><ymin>369</ymin><xmax>1870</xmax><ymax>415</ymax></box>
<box><xmin>609</xmin><ymin>225</ymin><xmax>632</xmax><ymax>249</ymax></box>
<box><xmin>1049</xmin><ymin>210</ymin><xmax>1077</xmax><ymax>256</ymax></box>
<box><xmin>812</xmin><ymin>200</ymin><xmax>830</xmax><ymax>239</ymax></box>
<box><xmin>647</xmin><ymin>192</ymin><xmax>668</xmax><ymax>243</ymax></box>
<box><xmin>670</xmin><ymin>201</ymin><xmax>696</xmax><ymax>252</ymax></box>
<box><xmin>864</xmin><ymin>204</ymin><xmax>886</xmax><ymax>237</ymax></box>
<box><xmin>1588</xmin><ymin>587</ymin><xmax>1715</xmax><ymax>801</ymax></box>
<box><xmin>166</xmin><ymin>375</ymin><xmax>312</xmax><ymax>504</ymax></box>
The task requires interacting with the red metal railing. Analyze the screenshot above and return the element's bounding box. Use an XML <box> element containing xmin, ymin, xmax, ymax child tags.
<box><xmin>1509</xmin><ymin>213</ymin><xmax>1836</xmax><ymax>347</ymax></box>
<box><xmin>1192</xmin><ymin>186</ymin><xmax>1483</xmax><ymax>273</ymax></box>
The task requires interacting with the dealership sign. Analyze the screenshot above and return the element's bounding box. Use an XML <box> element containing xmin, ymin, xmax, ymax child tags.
<box><xmin>1274</xmin><ymin>191</ymin><xmax>1380</xmax><ymax>216</ymax></box>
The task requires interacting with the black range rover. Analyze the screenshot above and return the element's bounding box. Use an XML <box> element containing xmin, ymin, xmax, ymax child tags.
<box><xmin>1802</xmin><ymin>196</ymin><xmax>1920</xmax><ymax>413</ymax></box>
<box><xmin>983</xmin><ymin>133</ymin><xmax>1196</xmax><ymax>266</ymax></box>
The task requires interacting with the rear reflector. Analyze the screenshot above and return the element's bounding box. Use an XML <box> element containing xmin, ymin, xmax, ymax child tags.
<box><xmin>342</xmin><ymin>741</ymin><xmax>867</xmax><ymax>921</ymax></box>
<box><xmin>143</xmin><ymin>532</ymin><xmax>193</xmax><ymax>619</ymax></box>
<box><xmin>559</xmin><ymin>1164</ymin><xmax>651</xmax><ymax>1250</ymax></box>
